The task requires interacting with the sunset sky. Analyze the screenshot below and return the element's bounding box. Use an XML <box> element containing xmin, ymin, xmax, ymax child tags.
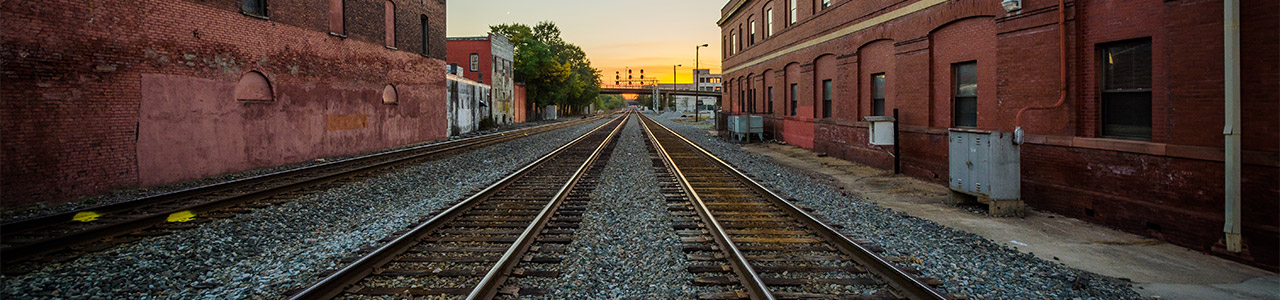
<box><xmin>448</xmin><ymin>0</ymin><xmax>726</xmax><ymax>85</ymax></box>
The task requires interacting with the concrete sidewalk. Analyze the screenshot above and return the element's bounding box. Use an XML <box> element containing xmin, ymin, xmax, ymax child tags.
<box><xmin>740</xmin><ymin>142</ymin><xmax>1278</xmax><ymax>300</ymax></box>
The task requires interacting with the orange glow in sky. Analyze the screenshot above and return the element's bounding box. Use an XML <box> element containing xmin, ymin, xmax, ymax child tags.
<box><xmin>448</xmin><ymin>0</ymin><xmax>725</xmax><ymax>85</ymax></box>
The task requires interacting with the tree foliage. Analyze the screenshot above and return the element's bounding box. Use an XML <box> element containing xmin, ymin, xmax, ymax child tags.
<box><xmin>491</xmin><ymin>22</ymin><xmax>601</xmax><ymax>114</ymax></box>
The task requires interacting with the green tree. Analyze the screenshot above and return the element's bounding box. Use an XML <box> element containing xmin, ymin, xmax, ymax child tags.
<box><xmin>492</xmin><ymin>21</ymin><xmax>601</xmax><ymax>116</ymax></box>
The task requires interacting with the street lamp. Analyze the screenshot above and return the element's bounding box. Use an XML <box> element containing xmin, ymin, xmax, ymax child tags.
<box><xmin>694</xmin><ymin>44</ymin><xmax>708</xmax><ymax>122</ymax></box>
<box><xmin>670</xmin><ymin>64</ymin><xmax>681</xmax><ymax>113</ymax></box>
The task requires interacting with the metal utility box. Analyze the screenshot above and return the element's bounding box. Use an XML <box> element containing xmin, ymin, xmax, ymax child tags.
<box><xmin>948</xmin><ymin>129</ymin><xmax>1024</xmax><ymax>216</ymax></box>
<box><xmin>727</xmin><ymin>115</ymin><xmax>764</xmax><ymax>142</ymax></box>
<box><xmin>544</xmin><ymin>105</ymin><xmax>558</xmax><ymax>120</ymax></box>
<box><xmin>863</xmin><ymin>116</ymin><xmax>896</xmax><ymax>145</ymax></box>
<box><xmin>749</xmin><ymin>115</ymin><xmax>763</xmax><ymax>136</ymax></box>
<box><xmin>728</xmin><ymin>115</ymin><xmax>749</xmax><ymax>133</ymax></box>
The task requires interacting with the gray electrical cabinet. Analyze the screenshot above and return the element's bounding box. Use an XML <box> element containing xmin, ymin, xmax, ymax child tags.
<box><xmin>728</xmin><ymin>115</ymin><xmax>764</xmax><ymax>142</ymax></box>
<box><xmin>948</xmin><ymin>129</ymin><xmax>1024</xmax><ymax>216</ymax></box>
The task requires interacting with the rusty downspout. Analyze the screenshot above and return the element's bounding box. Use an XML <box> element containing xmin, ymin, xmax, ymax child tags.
<box><xmin>1013</xmin><ymin>0</ymin><xmax>1068</xmax><ymax>144</ymax></box>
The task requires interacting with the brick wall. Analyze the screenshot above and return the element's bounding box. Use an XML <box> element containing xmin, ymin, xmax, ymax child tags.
<box><xmin>719</xmin><ymin>0</ymin><xmax>1279</xmax><ymax>268</ymax></box>
<box><xmin>445</xmin><ymin>39</ymin><xmax>492</xmax><ymax>83</ymax></box>
<box><xmin>1</xmin><ymin>0</ymin><xmax>448</xmax><ymax>207</ymax></box>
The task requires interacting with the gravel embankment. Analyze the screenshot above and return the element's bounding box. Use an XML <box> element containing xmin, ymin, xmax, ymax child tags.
<box><xmin>651</xmin><ymin>112</ymin><xmax>1140</xmax><ymax>300</ymax></box>
<box><xmin>0</xmin><ymin>119</ymin><xmax>570</xmax><ymax>223</ymax></box>
<box><xmin>0</xmin><ymin>118</ymin><xmax>611</xmax><ymax>299</ymax></box>
<box><xmin>504</xmin><ymin>117</ymin><xmax>701</xmax><ymax>298</ymax></box>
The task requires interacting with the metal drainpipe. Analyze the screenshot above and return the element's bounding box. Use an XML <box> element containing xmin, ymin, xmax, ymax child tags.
<box><xmin>1223</xmin><ymin>0</ymin><xmax>1242</xmax><ymax>253</ymax></box>
<box><xmin>1013</xmin><ymin>0</ymin><xmax>1069</xmax><ymax>144</ymax></box>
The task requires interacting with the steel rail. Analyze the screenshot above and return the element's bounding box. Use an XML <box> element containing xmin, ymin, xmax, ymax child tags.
<box><xmin>0</xmin><ymin>115</ymin><xmax>608</xmax><ymax>266</ymax></box>
<box><xmin>288</xmin><ymin>113</ymin><xmax>628</xmax><ymax>300</ymax></box>
<box><xmin>638</xmin><ymin>115</ymin><xmax>774</xmax><ymax>300</ymax></box>
<box><xmin>466</xmin><ymin>112</ymin><xmax>630</xmax><ymax>300</ymax></box>
<box><xmin>639</xmin><ymin>113</ymin><xmax>948</xmax><ymax>300</ymax></box>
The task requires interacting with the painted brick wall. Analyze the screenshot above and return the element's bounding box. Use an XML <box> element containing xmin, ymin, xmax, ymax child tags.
<box><xmin>1</xmin><ymin>0</ymin><xmax>448</xmax><ymax>207</ymax></box>
<box><xmin>718</xmin><ymin>0</ymin><xmax>1279</xmax><ymax>268</ymax></box>
<box><xmin>445</xmin><ymin>39</ymin><xmax>492</xmax><ymax>83</ymax></box>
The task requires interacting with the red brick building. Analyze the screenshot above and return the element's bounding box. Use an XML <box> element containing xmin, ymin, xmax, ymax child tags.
<box><xmin>446</xmin><ymin>35</ymin><xmax>517</xmax><ymax>125</ymax></box>
<box><xmin>2</xmin><ymin>0</ymin><xmax>448</xmax><ymax>207</ymax></box>
<box><xmin>718</xmin><ymin>0</ymin><xmax>1277</xmax><ymax>268</ymax></box>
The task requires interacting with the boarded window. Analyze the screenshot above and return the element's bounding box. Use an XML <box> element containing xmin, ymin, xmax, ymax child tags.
<box><xmin>383</xmin><ymin>84</ymin><xmax>398</xmax><ymax>104</ymax></box>
<box><xmin>1101</xmin><ymin>39</ymin><xmax>1152</xmax><ymax>139</ymax></box>
<box><xmin>953</xmin><ymin>62</ymin><xmax>978</xmax><ymax>127</ymax></box>
<box><xmin>871</xmin><ymin>73</ymin><xmax>885</xmax><ymax>116</ymax></box>
<box><xmin>767</xmin><ymin>86</ymin><xmax>774</xmax><ymax>114</ymax></box>
<box><xmin>790</xmin><ymin>83</ymin><xmax>797</xmax><ymax>116</ymax></box>
<box><xmin>822</xmin><ymin>79</ymin><xmax>832</xmax><ymax>118</ymax></box>
<box><xmin>243</xmin><ymin>0</ymin><xmax>267</xmax><ymax>17</ymax></box>
<box><xmin>420</xmin><ymin>15</ymin><xmax>429</xmax><ymax>55</ymax></box>
<box><xmin>235</xmin><ymin>71</ymin><xmax>273</xmax><ymax>102</ymax></box>
<box><xmin>328</xmin><ymin>0</ymin><xmax>344</xmax><ymax>34</ymax></box>
<box><xmin>384</xmin><ymin>1</ymin><xmax>396</xmax><ymax>47</ymax></box>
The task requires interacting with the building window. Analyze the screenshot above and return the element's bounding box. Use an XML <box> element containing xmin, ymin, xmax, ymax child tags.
<box><xmin>242</xmin><ymin>0</ymin><xmax>267</xmax><ymax>17</ymax></box>
<box><xmin>953</xmin><ymin>61</ymin><xmax>978</xmax><ymax>127</ymax></box>
<box><xmin>822</xmin><ymin>0</ymin><xmax>831</xmax><ymax>9</ymax></box>
<box><xmin>731</xmin><ymin>31</ymin><xmax>737</xmax><ymax>55</ymax></box>
<box><xmin>738</xmin><ymin>24</ymin><xmax>743</xmax><ymax>52</ymax></box>
<box><xmin>739</xmin><ymin>89</ymin><xmax>745</xmax><ymax>112</ymax></box>
<box><xmin>470</xmin><ymin>53</ymin><xmax>479</xmax><ymax>72</ymax></box>
<box><xmin>384</xmin><ymin>1</ymin><xmax>396</xmax><ymax>48</ymax></box>
<box><xmin>420</xmin><ymin>15</ymin><xmax>429</xmax><ymax>55</ymax></box>
<box><xmin>382</xmin><ymin>84</ymin><xmax>398</xmax><ymax>104</ymax></box>
<box><xmin>749</xmin><ymin>18</ymin><xmax>756</xmax><ymax>46</ymax></box>
<box><xmin>767</xmin><ymin>86</ymin><xmax>774</xmax><ymax>113</ymax></box>
<box><xmin>871</xmin><ymin>73</ymin><xmax>885</xmax><ymax>116</ymax></box>
<box><xmin>1101</xmin><ymin>39</ymin><xmax>1153</xmax><ymax>139</ymax></box>
<box><xmin>789</xmin><ymin>0</ymin><xmax>797</xmax><ymax>24</ymax></box>
<box><xmin>790</xmin><ymin>83</ymin><xmax>797</xmax><ymax>116</ymax></box>
<box><xmin>766</xmin><ymin>9</ymin><xmax>774</xmax><ymax>37</ymax></box>
<box><xmin>235</xmin><ymin>71</ymin><xmax>273</xmax><ymax>102</ymax></box>
<box><xmin>328</xmin><ymin>0</ymin><xmax>344</xmax><ymax>34</ymax></box>
<box><xmin>822</xmin><ymin>79</ymin><xmax>832</xmax><ymax>118</ymax></box>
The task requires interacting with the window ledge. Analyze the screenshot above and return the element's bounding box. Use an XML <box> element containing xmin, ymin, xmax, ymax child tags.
<box><xmin>329</xmin><ymin>32</ymin><xmax>348</xmax><ymax>38</ymax></box>
<box><xmin>385</xmin><ymin>46</ymin><xmax>398</xmax><ymax>50</ymax></box>
<box><xmin>241</xmin><ymin>11</ymin><xmax>270</xmax><ymax>20</ymax></box>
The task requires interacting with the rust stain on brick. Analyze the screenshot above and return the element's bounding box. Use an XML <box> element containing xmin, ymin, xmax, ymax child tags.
<box><xmin>325</xmin><ymin>114</ymin><xmax>369</xmax><ymax>131</ymax></box>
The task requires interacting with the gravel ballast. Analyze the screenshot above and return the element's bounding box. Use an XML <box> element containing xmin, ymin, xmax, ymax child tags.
<box><xmin>650</xmin><ymin>112</ymin><xmax>1140</xmax><ymax>300</ymax></box>
<box><xmin>0</xmin><ymin>118</ymin><xmax>612</xmax><ymax>299</ymax></box>
<box><xmin>505</xmin><ymin>117</ymin><xmax>701</xmax><ymax>298</ymax></box>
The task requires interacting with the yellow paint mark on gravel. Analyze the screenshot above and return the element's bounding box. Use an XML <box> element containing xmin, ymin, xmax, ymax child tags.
<box><xmin>167</xmin><ymin>211</ymin><xmax>196</xmax><ymax>222</ymax></box>
<box><xmin>72</xmin><ymin>211</ymin><xmax>101</xmax><ymax>222</ymax></box>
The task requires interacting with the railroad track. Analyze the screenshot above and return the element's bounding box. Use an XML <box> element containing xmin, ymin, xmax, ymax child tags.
<box><xmin>638</xmin><ymin>114</ymin><xmax>950</xmax><ymax>300</ymax></box>
<box><xmin>287</xmin><ymin>112</ymin><xmax>629</xmax><ymax>299</ymax></box>
<box><xmin>0</xmin><ymin>115</ymin><xmax>609</xmax><ymax>273</ymax></box>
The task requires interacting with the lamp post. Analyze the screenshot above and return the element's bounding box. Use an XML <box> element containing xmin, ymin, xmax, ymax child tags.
<box><xmin>694</xmin><ymin>44</ymin><xmax>708</xmax><ymax>121</ymax></box>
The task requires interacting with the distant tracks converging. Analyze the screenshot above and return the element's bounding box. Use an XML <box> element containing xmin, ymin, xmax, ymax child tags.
<box><xmin>638</xmin><ymin>113</ymin><xmax>950</xmax><ymax>300</ymax></box>
<box><xmin>0</xmin><ymin>115</ymin><xmax>608</xmax><ymax>274</ymax></box>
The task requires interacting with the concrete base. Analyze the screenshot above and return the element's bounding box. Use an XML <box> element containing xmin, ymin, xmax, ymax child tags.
<box><xmin>739</xmin><ymin>143</ymin><xmax>1279</xmax><ymax>300</ymax></box>
<box><xmin>948</xmin><ymin>190</ymin><xmax>1027</xmax><ymax>217</ymax></box>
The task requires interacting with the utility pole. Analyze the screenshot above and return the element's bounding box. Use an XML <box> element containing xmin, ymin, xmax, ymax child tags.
<box><xmin>694</xmin><ymin>44</ymin><xmax>708</xmax><ymax>121</ymax></box>
<box><xmin>671</xmin><ymin>64</ymin><xmax>681</xmax><ymax>113</ymax></box>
